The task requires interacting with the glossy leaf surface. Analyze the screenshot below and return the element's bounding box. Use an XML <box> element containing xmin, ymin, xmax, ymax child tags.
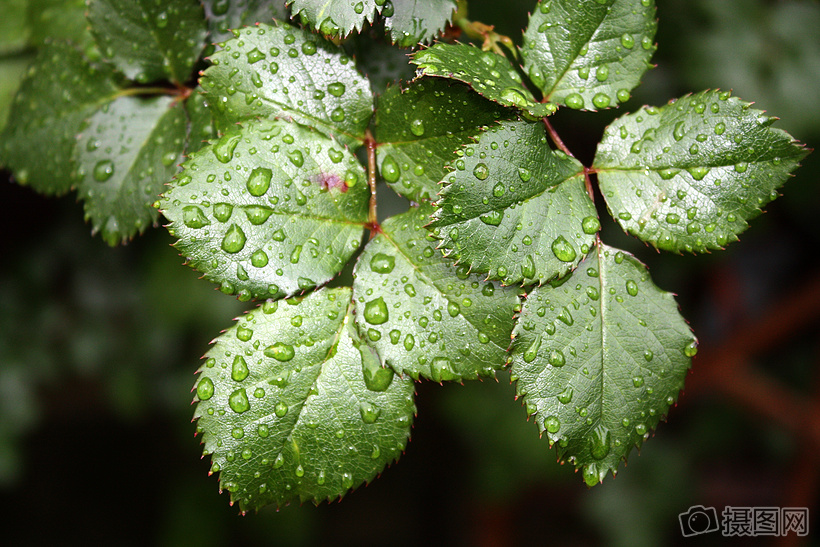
<box><xmin>160</xmin><ymin>119</ymin><xmax>368</xmax><ymax>301</ymax></box>
<box><xmin>510</xmin><ymin>243</ymin><xmax>695</xmax><ymax>485</ymax></box>
<box><xmin>289</xmin><ymin>0</ymin><xmax>381</xmax><ymax>37</ymax></box>
<box><xmin>383</xmin><ymin>0</ymin><xmax>456</xmax><ymax>47</ymax></box>
<box><xmin>201</xmin><ymin>22</ymin><xmax>374</xmax><ymax>147</ymax></box>
<box><xmin>375</xmin><ymin>78</ymin><xmax>507</xmax><ymax>202</ymax></box>
<box><xmin>594</xmin><ymin>90</ymin><xmax>808</xmax><ymax>252</ymax></box>
<box><xmin>430</xmin><ymin>119</ymin><xmax>596</xmax><ymax>285</ymax></box>
<box><xmin>194</xmin><ymin>287</ymin><xmax>415</xmax><ymax>511</ymax></box>
<box><xmin>353</xmin><ymin>206</ymin><xmax>520</xmax><ymax>382</ymax></box>
<box><xmin>203</xmin><ymin>0</ymin><xmax>289</xmax><ymax>43</ymax></box>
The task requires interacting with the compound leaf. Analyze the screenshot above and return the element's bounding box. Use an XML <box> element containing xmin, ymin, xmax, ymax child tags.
<box><xmin>521</xmin><ymin>0</ymin><xmax>657</xmax><ymax>111</ymax></box>
<box><xmin>382</xmin><ymin>0</ymin><xmax>457</xmax><ymax>48</ymax></box>
<box><xmin>160</xmin><ymin>119</ymin><xmax>368</xmax><ymax>301</ymax></box>
<box><xmin>289</xmin><ymin>0</ymin><xmax>381</xmax><ymax>37</ymax></box>
<box><xmin>594</xmin><ymin>90</ymin><xmax>809</xmax><ymax>253</ymax></box>
<box><xmin>412</xmin><ymin>43</ymin><xmax>556</xmax><ymax>119</ymax></box>
<box><xmin>430</xmin><ymin>119</ymin><xmax>597</xmax><ymax>285</ymax></box>
<box><xmin>374</xmin><ymin>78</ymin><xmax>508</xmax><ymax>202</ymax></box>
<box><xmin>194</xmin><ymin>287</ymin><xmax>415</xmax><ymax>511</ymax></box>
<box><xmin>353</xmin><ymin>205</ymin><xmax>520</xmax><ymax>382</ymax></box>
<box><xmin>201</xmin><ymin>22</ymin><xmax>374</xmax><ymax>148</ymax></box>
<box><xmin>203</xmin><ymin>0</ymin><xmax>289</xmax><ymax>44</ymax></box>
<box><xmin>87</xmin><ymin>0</ymin><xmax>207</xmax><ymax>84</ymax></box>
<box><xmin>75</xmin><ymin>96</ymin><xmax>187</xmax><ymax>245</ymax></box>
<box><xmin>510</xmin><ymin>242</ymin><xmax>695</xmax><ymax>486</ymax></box>
<box><xmin>0</xmin><ymin>42</ymin><xmax>121</xmax><ymax>195</ymax></box>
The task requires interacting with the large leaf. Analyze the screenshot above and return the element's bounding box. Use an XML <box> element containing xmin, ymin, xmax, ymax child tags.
<box><xmin>521</xmin><ymin>0</ymin><xmax>657</xmax><ymax>111</ymax></box>
<box><xmin>87</xmin><ymin>0</ymin><xmax>207</xmax><ymax>84</ymax></box>
<box><xmin>510</xmin><ymin>242</ymin><xmax>695</xmax><ymax>486</ymax></box>
<box><xmin>74</xmin><ymin>96</ymin><xmax>187</xmax><ymax>246</ymax></box>
<box><xmin>289</xmin><ymin>0</ymin><xmax>382</xmax><ymax>37</ymax></box>
<box><xmin>203</xmin><ymin>0</ymin><xmax>289</xmax><ymax>44</ymax></box>
<box><xmin>412</xmin><ymin>43</ymin><xmax>556</xmax><ymax>119</ymax></box>
<box><xmin>159</xmin><ymin>119</ymin><xmax>369</xmax><ymax>301</ymax></box>
<box><xmin>193</xmin><ymin>287</ymin><xmax>415</xmax><ymax>511</ymax></box>
<box><xmin>594</xmin><ymin>90</ymin><xmax>809</xmax><ymax>253</ymax></box>
<box><xmin>374</xmin><ymin>78</ymin><xmax>508</xmax><ymax>202</ymax></box>
<box><xmin>382</xmin><ymin>0</ymin><xmax>457</xmax><ymax>47</ymax></box>
<box><xmin>201</xmin><ymin>22</ymin><xmax>374</xmax><ymax>148</ymax></box>
<box><xmin>353</xmin><ymin>205</ymin><xmax>520</xmax><ymax>382</ymax></box>
<box><xmin>429</xmin><ymin>119</ymin><xmax>597</xmax><ymax>286</ymax></box>
<box><xmin>0</xmin><ymin>42</ymin><xmax>121</xmax><ymax>195</ymax></box>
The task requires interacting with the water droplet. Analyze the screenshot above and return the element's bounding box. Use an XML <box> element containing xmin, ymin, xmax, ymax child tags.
<box><xmin>287</xmin><ymin>149</ymin><xmax>304</xmax><ymax>167</ymax></box>
<box><xmin>565</xmin><ymin>93</ymin><xmax>584</xmax><ymax>109</ymax></box>
<box><xmin>625</xmin><ymin>280</ymin><xmax>638</xmax><ymax>296</ymax></box>
<box><xmin>360</xmin><ymin>402</ymin><xmax>381</xmax><ymax>423</ymax></box>
<box><xmin>582</xmin><ymin>216</ymin><xmax>600</xmax><ymax>234</ymax></box>
<box><xmin>684</xmin><ymin>341</ymin><xmax>698</xmax><ymax>357</ymax></box>
<box><xmin>518</xmin><ymin>167</ymin><xmax>532</xmax><ymax>182</ymax></box>
<box><xmin>410</xmin><ymin>119</ymin><xmax>425</xmax><ymax>136</ymax></box>
<box><xmin>430</xmin><ymin>357</ymin><xmax>458</xmax><ymax>382</ymax></box>
<box><xmin>363</xmin><ymin>297</ymin><xmax>389</xmax><ymax>325</ymax></box>
<box><xmin>620</xmin><ymin>33</ymin><xmax>635</xmax><ymax>49</ymax></box>
<box><xmin>327</xmin><ymin>82</ymin><xmax>346</xmax><ymax>97</ymax></box>
<box><xmin>301</xmin><ymin>41</ymin><xmax>317</xmax><ymax>55</ymax></box>
<box><xmin>196</xmin><ymin>376</ymin><xmax>214</xmax><ymax>400</ymax></box>
<box><xmin>673</xmin><ymin>121</ymin><xmax>686</xmax><ymax>142</ymax></box>
<box><xmin>473</xmin><ymin>163</ymin><xmax>489</xmax><ymax>180</ymax></box>
<box><xmin>548</xmin><ymin>350</ymin><xmax>565</xmax><ymax>367</ymax></box>
<box><xmin>687</xmin><ymin>166</ymin><xmax>710</xmax><ymax>181</ymax></box>
<box><xmin>232</xmin><ymin>355</ymin><xmax>250</xmax><ymax>381</ymax></box>
<box><xmin>93</xmin><ymin>160</ymin><xmax>114</xmax><ymax>182</ymax></box>
<box><xmin>363</xmin><ymin>365</ymin><xmax>393</xmax><ymax>392</ymax></box>
<box><xmin>523</xmin><ymin>335</ymin><xmax>541</xmax><ymax>363</ymax></box>
<box><xmin>479</xmin><ymin>210</ymin><xmax>503</xmax><ymax>226</ymax></box>
<box><xmin>557</xmin><ymin>387</ymin><xmax>573</xmax><ymax>404</ymax></box>
<box><xmin>544</xmin><ymin>415</ymin><xmax>560</xmax><ymax>434</ymax></box>
<box><xmin>213</xmin><ymin>202</ymin><xmax>233</xmax><ymax>222</ymax></box>
<box><xmin>213</xmin><ymin>133</ymin><xmax>240</xmax><ymax>163</ymax></box>
<box><xmin>381</xmin><ymin>155</ymin><xmax>400</xmax><ymax>183</ymax></box>
<box><xmin>221</xmin><ymin>224</ymin><xmax>246</xmax><ymax>253</ymax></box>
<box><xmin>228</xmin><ymin>388</ymin><xmax>250</xmax><ymax>413</ymax></box>
<box><xmin>274</xmin><ymin>401</ymin><xmax>288</xmax><ymax>417</ymax></box>
<box><xmin>265</xmin><ymin>342</ymin><xmax>295</xmax><ymax>361</ymax></box>
<box><xmin>551</xmin><ymin>236</ymin><xmax>577</xmax><ymax>262</ymax></box>
<box><xmin>182</xmin><ymin>205</ymin><xmax>210</xmax><ymax>229</ymax></box>
<box><xmin>592</xmin><ymin>93</ymin><xmax>611</xmax><ymax>109</ymax></box>
<box><xmin>245</xmin><ymin>205</ymin><xmax>273</xmax><ymax>225</ymax></box>
<box><xmin>521</xmin><ymin>255</ymin><xmax>536</xmax><ymax>279</ymax></box>
<box><xmin>246</xmin><ymin>167</ymin><xmax>272</xmax><ymax>196</ymax></box>
<box><xmin>447</xmin><ymin>301</ymin><xmax>460</xmax><ymax>317</ymax></box>
<box><xmin>370</xmin><ymin>253</ymin><xmax>395</xmax><ymax>273</ymax></box>
<box><xmin>246</xmin><ymin>47</ymin><xmax>265</xmax><ymax>64</ymax></box>
<box><xmin>589</xmin><ymin>426</ymin><xmax>611</xmax><ymax>460</ymax></box>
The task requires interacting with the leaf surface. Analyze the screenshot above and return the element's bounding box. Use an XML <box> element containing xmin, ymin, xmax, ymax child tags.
<box><xmin>289</xmin><ymin>0</ymin><xmax>381</xmax><ymax>37</ymax></box>
<box><xmin>160</xmin><ymin>119</ymin><xmax>369</xmax><ymax>301</ymax></box>
<box><xmin>594</xmin><ymin>90</ymin><xmax>809</xmax><ymax>252</ymax></box>
<box><xmin>87</xmin><ymin>0</ymin><xmax>207</xmax><ymax>84</ymax></box>
<box><xmin>521</xmin><ymin>0</ymin><xmax>657</xmax><ymax>111</ymax></box>
<box><xmin>375</xmin><ymin>78</ymin><xmax>508</xmax><ymax>202</ymax></box>
<box><xmin>75</xmin><ymin>96</ymin><xmax>187</xmax><ymax>245</ymax></box>
<box><xmin>184</xmin><ymin>90</ymin><xmax>217</xmax><ymax>155</ymax></box>
<box><xmin>412</xmin><ymin>43</ymin><xmax>555</xmax><ymax>119</ymax></box>
<box><xmin>203</xmin><ymin>0</ymin><xmax>289</xmax><ymax>44</ymax></box>
<box><xmin>430</xmin><ymin>119</ymin><xmax>597</xmax><ymax>285</ymax></box>
<box><xmin>510</xmin><ymin>242</ymin><xmax>695</xmax><ymax>485</ymax></box>
<box><xmin>201</xmin><ymin>22</ymin><xmax>374</xmax><ymax>147</ymax></box>
<box><xmin>194</xmin><ymin>287</ymin><xmax>415</xmax><ymax>511</ymax></box>
<box><xmin>353</xmin><ymin>205</ymin><xmax>520</xmax><ymax>382</ymax></box>
<box><xmin>0</xmin><ymin>42</ymin><xmax>121</xmax><ymax>195</ymax></box>
<box><xmin>382</xmin><ymin>0</ymin><xmax>457</xmax><ymax>47</ymax></box>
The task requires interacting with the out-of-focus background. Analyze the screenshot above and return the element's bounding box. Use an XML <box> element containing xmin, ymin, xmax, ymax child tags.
<box><xmin>1</xmin><ymin>0</ymin><xmax>818</xmax><ymax>545</ymax></box>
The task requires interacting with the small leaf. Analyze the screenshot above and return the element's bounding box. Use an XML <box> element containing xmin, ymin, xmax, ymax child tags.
<box><xmin>289</xmin><ymin>0</ymin><xmax>381</xmax><ymax>37</ymax></box>
<box><xmin>412</xmin><ymin>43</ymin><xmax>556</xmax><ymax>119</ymax></box>
<box><xmin>201</xmin><ymin>22</ymin><xmax>374</xmax><ymax>148</ymax></box>
<box><xmin>88</xmin><ymin>0</ymin><xmax>208</xmax><ymax>84</ymax></box>
<box><xmin>184</xmin><ymin>90</ymin><xmax>217</xmax><ymax>155</ymax></box>
<box><xmin>382</xmin><ymin>0</ymin><xmax>457</xmax><ymax>47</ymax></box>
<box><xmin>375</xmin><ymin>78</ymin><xmax>509</xmax><ymax>202</ymax></box>
<box><xmin>430</xmin><ymin>119</ymin><xmax>597</xmax><ymax>285</ymax></box>
<box><xmin>160</xmin><ymin>119</ymin><xmax>368</xmax><ymax>301</ymax></box>
<box><xmin>203</xmin><ymin>0</ymin><xmax>289</xmax><ymax>44</ymax></box>
<box><xmin>353</xmin><ymin>205</ymin><xmax>520</xmax><ymax>382</ymax></box>
<box><xmin>0</xmin><ymin>42</ymin><xmax>121</xmax><ymax>195</ymax></box>
<box><xmin>510</xmin><ymin>242</ymin><xmax>695</xmax><ymax>486</ymax></box>
<box><xmin>194</xmin><ymin>287</ymin><xmax>415</xmax><ymax>511</ymax></box>
<box><xmin>74</xmin><ymin>96</ymin><xmax>187</xmax><ymax>246</ymax></box>
<box><xmin>594</xmin><ymin>90</ymin><xmax>809</xmax><ymax>253</ymax></box>
<box><xmin>521</xmin><ymin>0</ymin><xmax>657</xmax><ymax>111</ymax></box>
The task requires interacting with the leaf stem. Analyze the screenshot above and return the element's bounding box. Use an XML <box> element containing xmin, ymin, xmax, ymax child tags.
<box><xmin>454</xmin><ymin>17</ymin><xmax>516</xmax><ymax>59</ymax></box>
<box><xmin>365</xmin><ymin>129</ymin><xmax>380</xmax><ymax>236</ymax></box>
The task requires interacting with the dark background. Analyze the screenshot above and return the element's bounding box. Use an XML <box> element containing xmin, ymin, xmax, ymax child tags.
<box><xmin>1</xmin><ymin>0</ymin><xmax>819</xmax><ymax>545</ymax></box>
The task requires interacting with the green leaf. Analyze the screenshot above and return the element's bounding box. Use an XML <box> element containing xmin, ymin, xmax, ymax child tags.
<box><xmin>509</xmin><ymin>242</ymin><xmax>695</xmax><ymax>486</ymax></box>
<box><xmin>87</xmin><ymin>0</ymin><xmax>207</xmax><ymax>84</ymax></box>
<box><xmin>521</xmin><ymin>0</ymin><xmax>657</xmax><ymax>111</ymax></box>
<box><xmin>203</xmin><ymin>0</ymin><xmax>289</xmax><ymax>44</ymax></box>
<box><xmin>0</xmin><ymin>0</ymin><xmax>30</xmax><ymax>56</ymax></box>
<box><xmin>74</xmin><ymin>96</ymin><xmax>187</xmax><ymax>246</ymax></box>
<box><xmin>0</xmin><ymin>42</ymin><xmax>121</xmax><ymax>195</ymax></box>
<box><xmin>194</xmin><ymin>287</ymin><xmax>415</xmax><ymax>511</ymax></box>
<box><xmin>429</xmin><ymin>119</ymin><xmax>597</xmax><ymax>285</ymax></box>
<box><xmin>160</xmin><ymin>119</ymin><xmax>369</xmax><ymax>301</ymax></box>
<box><xmin>412</xmin><ymin>43</ymin><xmax>556</xmax><ymax>119</ymax></box>
<box><xmin>201</xmin><ymin>22</ymin><xmax>374</xmax><ymax>148</ymax></box>
<box><xmin>28</xmin><ymin>0</ymin><xmax>96</xmax><ymax>54</ymax></box>
<box><xmin>353</xmin><ymin>205</ymin><xmax>520</xmax><ymax>382</ymax></box>
<box><xmin>594</xmin><ymin>90</ymin><xmax>809</xmax><ymax>253</ymax></box>
<box><xmin>184</xmin><ymin>90</ymin><xmax>217</xmax><ymax>155</ymax></box>
<box><xmin>0</xmin><ymin>55</ymin><xmax>33</xmax><ymax>134</ymax></box>
<box><xmin>382</xmin><ymin>0</ymin><xmax>457</xmax><ymax>47</ymax></box>
<box><xmin>289</xmin><ymin>0</ymin><xmax>381</xmax><ymax>37</ymax></box>
<box><xmin>374</xmin><ymin>78</ymin><xmax>508</xmax><ymax>202</ymax></box>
